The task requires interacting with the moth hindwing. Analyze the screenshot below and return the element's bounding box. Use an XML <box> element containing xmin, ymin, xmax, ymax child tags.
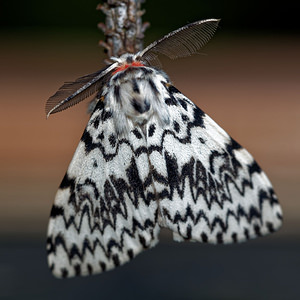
<box><xmin>46</xmin><ymin>19</ymin><xmax>282</xmax><ymax>278</ymax></box>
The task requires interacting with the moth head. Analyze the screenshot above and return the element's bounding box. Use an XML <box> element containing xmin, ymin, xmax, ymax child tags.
<box><xmin>45</xmin><ymin>19</ymin><xmax>220</xmax><ymax>118</ymax></box>
<box><xmin>110</xmin><ymin>54</ymin><xmax>147</xmax><ymax>75</ymax></box>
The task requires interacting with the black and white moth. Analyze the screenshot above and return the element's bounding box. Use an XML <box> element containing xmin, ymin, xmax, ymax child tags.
<box><xmin>46</xmin><ymin>19</ymin><xmax>282</xmax><ymax>278</ymax></box>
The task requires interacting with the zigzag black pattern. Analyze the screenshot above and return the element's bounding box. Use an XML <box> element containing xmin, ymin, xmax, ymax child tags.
<box><xmin>47</xmin><ymin>65</ymin><xmax>282</xmax><ymax>278</ymax></box>
<box><xmin>49</xmin><ymin>173</ymin><xmax>158</xmax><ymax>235</ymax></box>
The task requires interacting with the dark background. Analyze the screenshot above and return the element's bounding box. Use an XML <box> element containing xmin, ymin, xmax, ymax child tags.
<box><xmin>1</xmin><ymin>0</ymin><xmax>299</xmax><ymax>299</ymax></box>
<box><xmin>1</xmin><ymin>0</ymin><xmax>300</xmax><ymax>33</ymax></box>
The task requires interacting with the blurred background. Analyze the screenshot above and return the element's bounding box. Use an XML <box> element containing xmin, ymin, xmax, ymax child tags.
<box><xmin>0</xmin><ymin>0</ymin><xmax>299</xmax><ymax>299</ymax></box>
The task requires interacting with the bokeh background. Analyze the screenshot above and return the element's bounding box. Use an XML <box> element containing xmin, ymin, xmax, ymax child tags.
<box><xmin>1</xmin><ymin>0</ymin><xmax>299</xmax><ymax>299</ymax></box>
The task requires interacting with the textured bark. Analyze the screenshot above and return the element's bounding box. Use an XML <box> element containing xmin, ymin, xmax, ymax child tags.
<box><xmin>97</xmin><ymin>0</ymin><xmax>149</xmax><ymax>58</ymax></box>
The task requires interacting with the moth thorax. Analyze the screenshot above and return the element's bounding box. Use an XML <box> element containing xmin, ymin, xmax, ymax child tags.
<box><xmin>106</xmin><ymin>67</ymin><xmax>171</xmax><ymax>134</ymax></box>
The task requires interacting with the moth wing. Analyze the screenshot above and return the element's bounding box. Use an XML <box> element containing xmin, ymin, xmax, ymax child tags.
<box><xmin>47</xmin><ymin>101</ymin><xmax>159</xmax><ymax>278</ymax></box>
<box><xmin>147</xmin><ymin>86</ymin><xmax>282</xmax><ymax>244</ymax></box>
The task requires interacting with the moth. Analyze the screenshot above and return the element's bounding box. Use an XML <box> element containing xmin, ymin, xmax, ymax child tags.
<box><xmin>46</xmin><ymin>19</ymin><xmax>282</xmax><ymax>278</ymax></box>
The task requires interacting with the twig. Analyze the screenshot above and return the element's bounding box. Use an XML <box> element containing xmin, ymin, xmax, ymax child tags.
<box><xmin>97</xmin><ymin>0</ymin><xmax>149</xmax><ymax>58</ymax></box>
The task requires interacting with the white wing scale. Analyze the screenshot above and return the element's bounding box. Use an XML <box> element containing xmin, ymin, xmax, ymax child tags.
<box><xmin>146</xmin><ymin>86</ymin><xmax>282</xmax><ymax>244</ymax></box>
<box><xmin>47</xmin><ymin>81</ymin><xmax>282</xmax><ymax>278</ymax></box>
<box><xmin>47</xmin><ymin>101</ymin><xmax>160</xmax><ymax>278</ymax></box>
<box><xmin>47</xmin><ymin>80</ymin><xmax>282</xmax><ymax>278</ymax></box>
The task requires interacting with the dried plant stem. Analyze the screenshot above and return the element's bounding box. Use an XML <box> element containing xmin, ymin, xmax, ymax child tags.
<box><xmin>97</xmin><ymin>0</ymin><xmax>149</xmax><ymax>58</ymax></box>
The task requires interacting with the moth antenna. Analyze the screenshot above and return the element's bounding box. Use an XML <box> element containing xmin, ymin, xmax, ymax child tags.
<box><xmin>45</xmin><ymin>63</ymin><xmax>117</xmax><ymax>118</ymax></box>
<box><xmin>137</xmin><ymin>19</ymin><xmax>220</xmax><ymax>65</ymax></box>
